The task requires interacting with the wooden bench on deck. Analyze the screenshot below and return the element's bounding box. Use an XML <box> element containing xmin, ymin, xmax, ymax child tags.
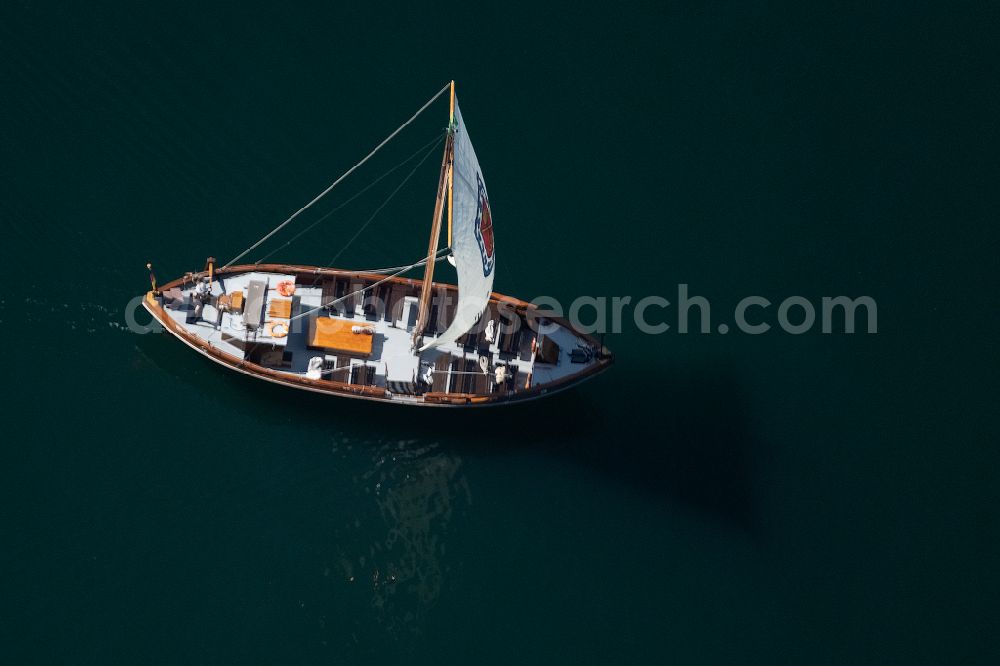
<box><xmin>307</xmin><ymin>317</ymin><xmax>374</xmax><ymax>356</ymax></box>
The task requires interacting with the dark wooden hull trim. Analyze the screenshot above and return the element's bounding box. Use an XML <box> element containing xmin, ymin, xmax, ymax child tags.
<box><xmin>142</xmin><ymin>264</ymin><xmax>613</xmax><ymax>407</ymax></box>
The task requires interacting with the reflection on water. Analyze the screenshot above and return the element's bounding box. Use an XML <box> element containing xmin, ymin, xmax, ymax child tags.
<box><xmin>338</xmin><ymin>437</ymin><xmax>472</xmax><ymax>636</ymax></box>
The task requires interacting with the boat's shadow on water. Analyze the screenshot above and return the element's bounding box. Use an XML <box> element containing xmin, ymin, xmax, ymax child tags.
<box><xmin>139</xmin><ymin>335</ymin><xmax>763</xmax><ymax>533</ymax></box>
<box><xmin>476</xmin><ymin>368</ymin><xmax>765</xmax><ymax>536</ymax></box>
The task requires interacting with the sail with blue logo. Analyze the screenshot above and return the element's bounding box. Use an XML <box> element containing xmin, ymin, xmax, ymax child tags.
<box><xmin>420</xmin><ymin>100</ymin><xmax>495</xmax><ymax>351</ymax></box>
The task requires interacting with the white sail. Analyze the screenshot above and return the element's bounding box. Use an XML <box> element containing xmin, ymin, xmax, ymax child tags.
<box><xmin>420</xmin><ymin>100</ymin><xmax>495</xmax><ymax>351</ymax></box>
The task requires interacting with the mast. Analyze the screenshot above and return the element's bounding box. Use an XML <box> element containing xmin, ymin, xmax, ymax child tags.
<box><xmin>412</xmin><ymin>82</ymin><xmax>456</xmax><ymax>347</ymax></box>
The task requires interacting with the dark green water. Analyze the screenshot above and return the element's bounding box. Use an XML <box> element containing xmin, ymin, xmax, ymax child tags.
<box><xmin>1</xmin><ymin>3</ymin><xmax>997</xmax><ymax>663</ymax></box>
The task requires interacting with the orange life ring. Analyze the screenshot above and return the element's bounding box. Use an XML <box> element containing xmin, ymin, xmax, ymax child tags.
<box><xmin>266</xmin><ymin>321</ymin><xmax>289</xmax><ymax>338</ymax></box>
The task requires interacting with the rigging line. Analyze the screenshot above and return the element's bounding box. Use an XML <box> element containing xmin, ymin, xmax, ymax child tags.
<box><xmin>222</xmin><ymin>81</ymin><xmax>452</xmax><ymax>269</ymax></box>
<box><xmin>316</xmin><ymin>365</ymin><xmax>353</xmax><ymax>376</ymax></box>
<box><xmin>326</xmin><ymin>129</ymin><xmax>443</xmax><ymax>267</ymax></box>
<box><xmin>303</xmin><ymin>243</ymin><xmax>449</xmax><ymax>291</ymax></box>
<box><xmin>253</xmin><ymin>131</ymin><xmax>445</xmax><ymax>265</ymax></box>
<box><xmin>360</xmin><ymin>251</ymin><xmax>448</xmax><ymax>274</ymax></box>
<box><xmin>288</xmin><ymin>249</ymin><xmax>448</xmax><ymax>324</ymax></box>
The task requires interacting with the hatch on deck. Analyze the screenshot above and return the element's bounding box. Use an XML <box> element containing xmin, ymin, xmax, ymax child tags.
<box><xmin>244</xmin><ymin>280</ymin><xmax>267</xmax><ymax>330</ymax></box>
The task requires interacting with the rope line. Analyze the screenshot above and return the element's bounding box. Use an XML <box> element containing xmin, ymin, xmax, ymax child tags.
<box><xmin>326</xmin><ymin>132</ymin><xmax>444</xmax><ymax>267</ymax></box>
<box><xmin>253</xmin><ymin>131</ymin><xmax>445</xmax><ymax>265</ymax></box>
<box><xmin>319</xmin><ymin>365</ymin><xmax>352</xmax><ymax>376</ymax></box>
<box><xmin>359</xmin><ymin>252</ymin><xmax>447</xmax><ymax>274</ymax></box>
<box><xmin>222</xmin><ymin>82</ymin><xmax>451</xmax><ymax>269</ymax></box>
<box><xmin>288</xmin><ymin>247</ymin><xmax>450</xmax><ymax>324</ymax></box>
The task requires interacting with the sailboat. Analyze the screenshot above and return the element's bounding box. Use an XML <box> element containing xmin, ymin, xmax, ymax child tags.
<box><xmin>142</xmin><ymin>82</ymin><xmax>612</xmax><ymax>407</ymax></box>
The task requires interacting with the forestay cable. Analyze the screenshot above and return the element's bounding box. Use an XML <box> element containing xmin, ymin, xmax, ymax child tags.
<box><xmin>222</xmin><ymin>82</ymin><xmax>452</xmax><ymax>269</ymax></box>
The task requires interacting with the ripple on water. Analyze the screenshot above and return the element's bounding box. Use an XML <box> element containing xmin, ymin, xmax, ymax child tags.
<box><xmin>330</xmin><ymin>436</ymin><xmax>472</xmax><ymax>636</ymax></box>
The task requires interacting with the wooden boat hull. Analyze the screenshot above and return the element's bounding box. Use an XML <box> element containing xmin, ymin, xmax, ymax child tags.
<box><xmin>142</xmin><ymin>263</ymin><xmax>612</xmax><ymax>408</ymax></box>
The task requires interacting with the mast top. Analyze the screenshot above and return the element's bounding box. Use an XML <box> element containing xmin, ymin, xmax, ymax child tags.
<box><xmin>449</xmin><ymin>80</ymin><xmax>456</xmax><ymax>125</ymax></box>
